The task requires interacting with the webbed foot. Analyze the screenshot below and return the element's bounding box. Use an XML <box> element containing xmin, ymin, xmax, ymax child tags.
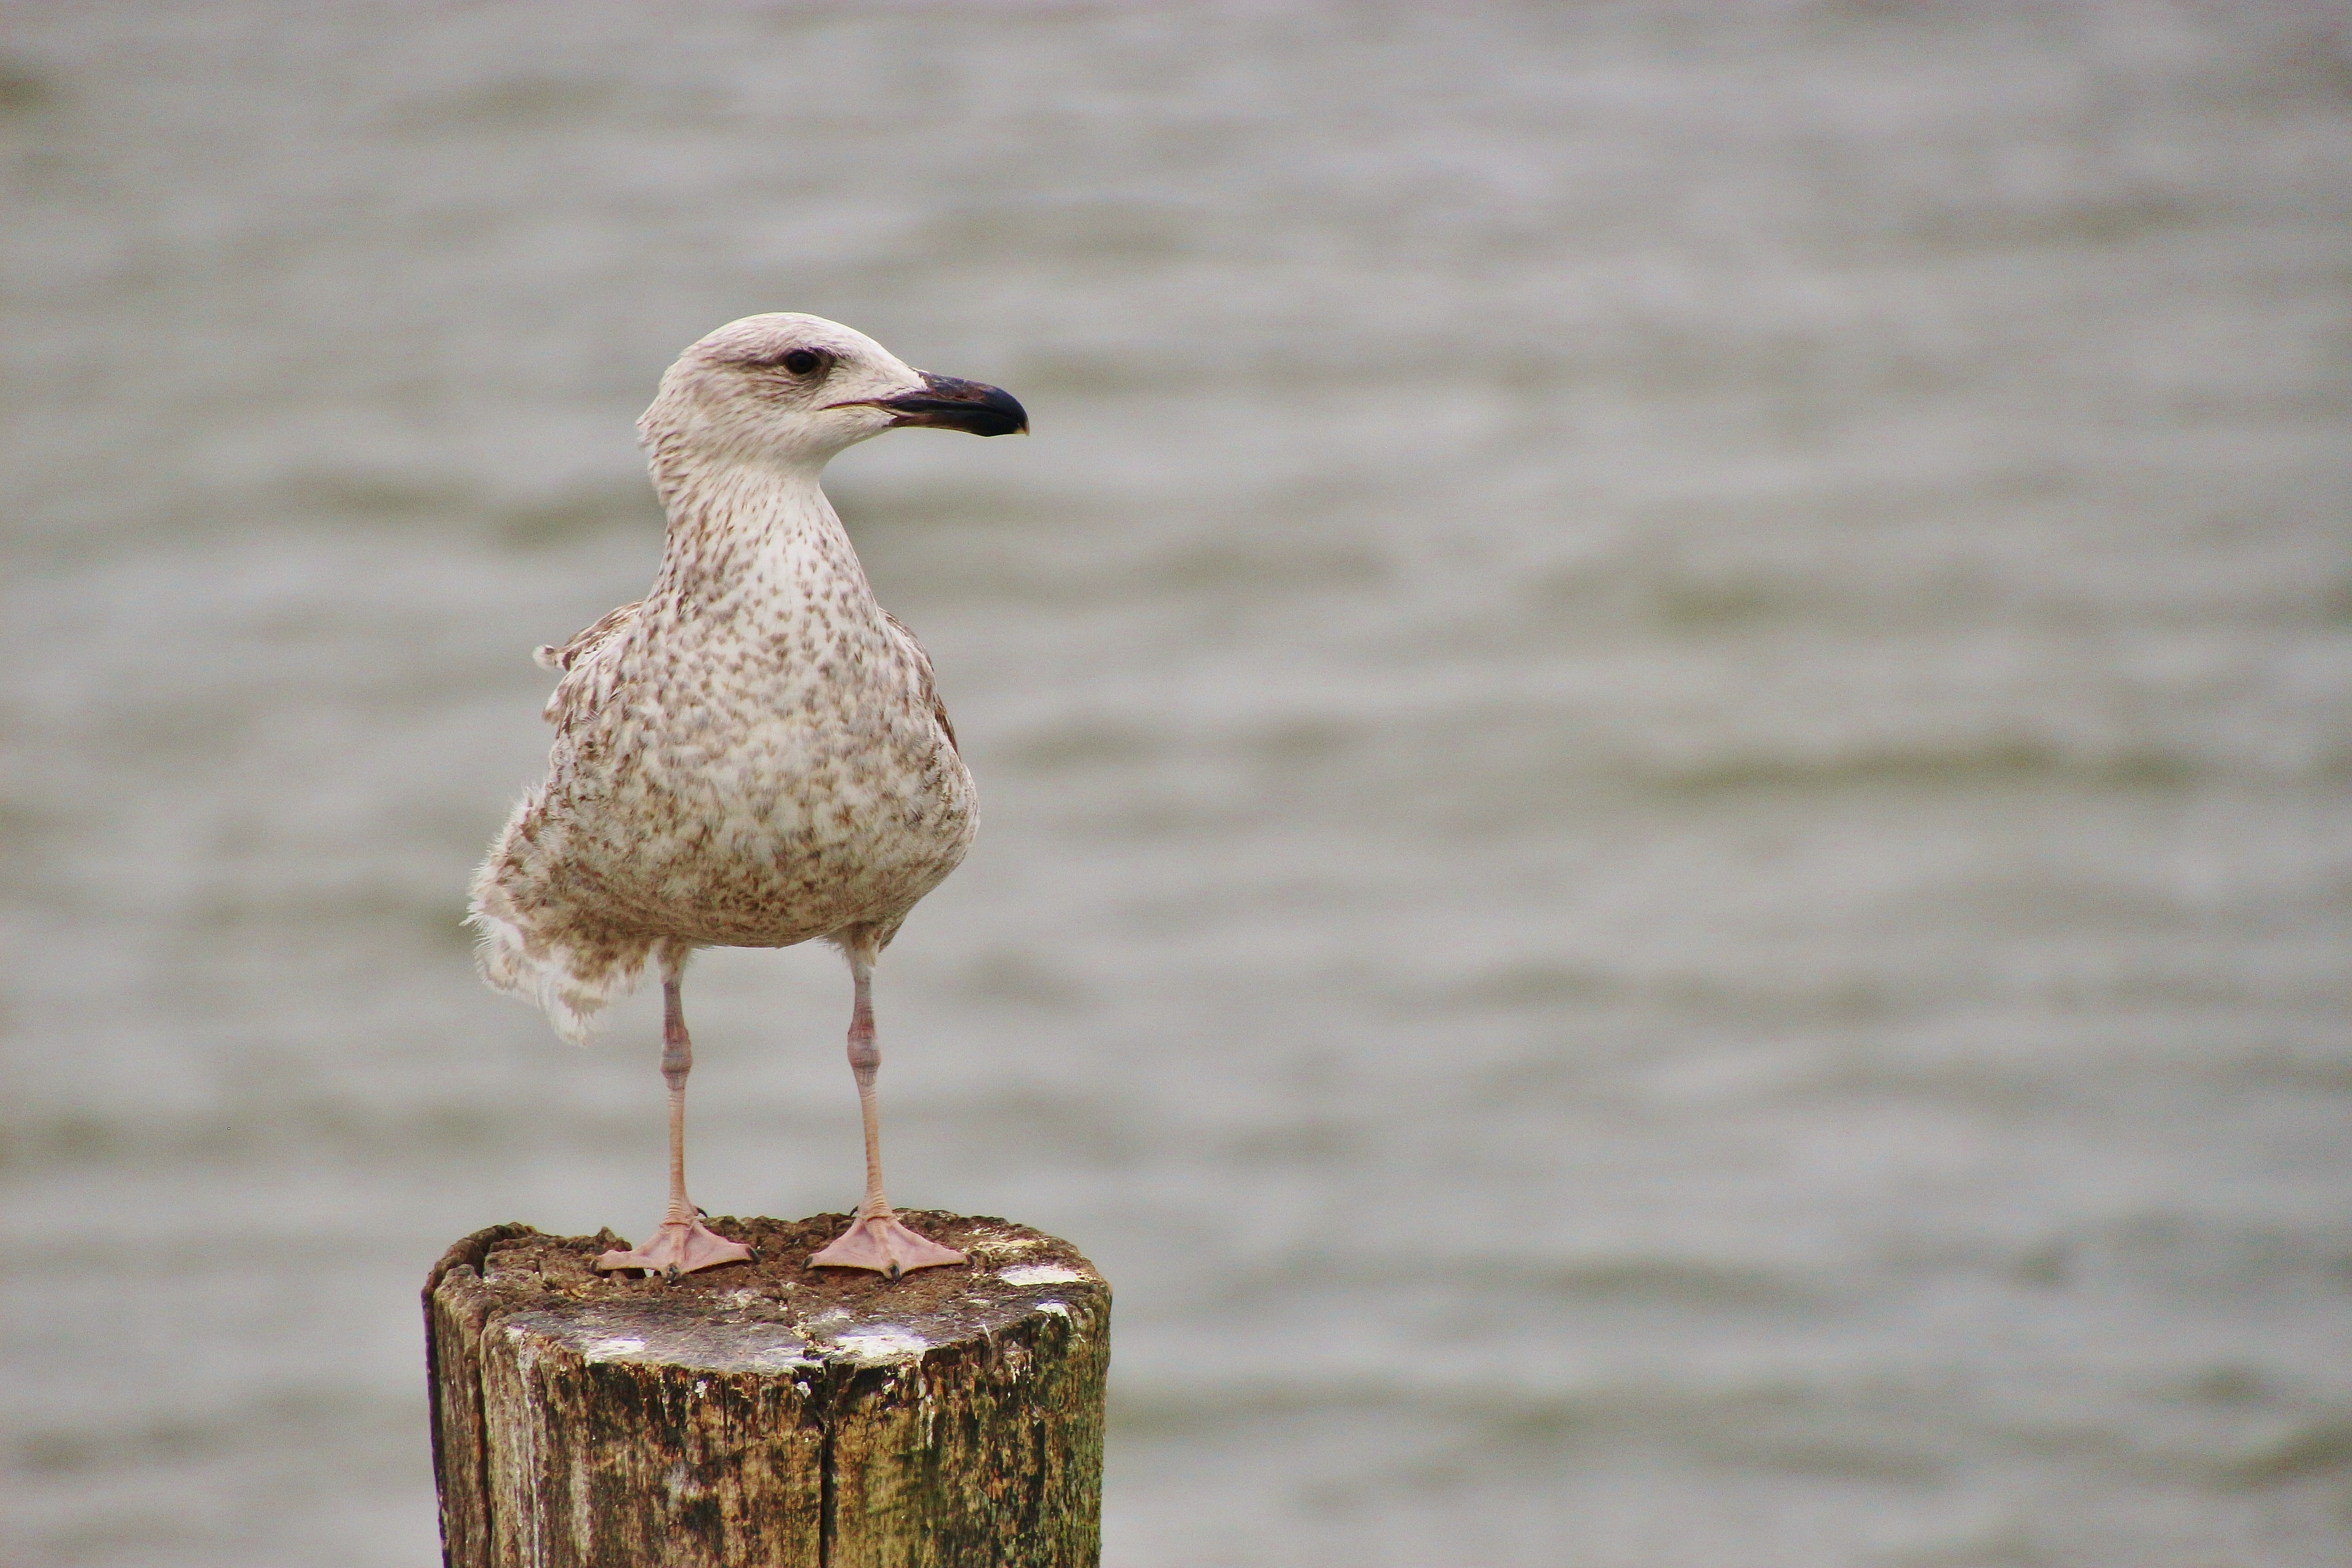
<box><xmin>809</xmin><ymin>1211</ymin><xmax>966</xmax><ymax>1280</ymax></box>
<box><xmin>594</xmin><ymin>1215</ymin><xmax>753</xmax><ymax>1278</ymax></box>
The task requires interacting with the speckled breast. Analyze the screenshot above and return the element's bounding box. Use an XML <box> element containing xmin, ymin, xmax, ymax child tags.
<box><xmin>558</xmin><ymin>688</ymin><xmax>978</xmax><ymax>950</ymax></box>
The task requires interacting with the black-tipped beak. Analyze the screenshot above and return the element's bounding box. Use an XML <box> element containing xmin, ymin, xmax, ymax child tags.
<box><xmin>844</xmin><ymin>371</ymin><xmax>1029</xmax><ymax>437</ymax></box>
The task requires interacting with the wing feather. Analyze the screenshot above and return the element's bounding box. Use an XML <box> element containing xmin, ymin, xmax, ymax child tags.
<box><xmin>881</xmin><ymin>609</ymin><xmax>958</xmax><ymax>753</ymax></box>
<box><xmin>535</xmin><ymin>600</ymin><xmax>643</xmax><ymax>672</ymax></box>
<box><xmin>534</xmin><ymin>600</ymin><xmax>643</xmax><ymax>725</ymax></box>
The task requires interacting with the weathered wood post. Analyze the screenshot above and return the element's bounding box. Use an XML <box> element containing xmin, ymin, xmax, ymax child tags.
<box><xmin>424</xmin><ymin>1213</ymin><xmax>1109</xmax><ymax>1568</ymax></box>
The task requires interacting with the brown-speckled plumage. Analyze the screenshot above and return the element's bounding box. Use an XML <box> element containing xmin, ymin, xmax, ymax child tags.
<box><xmin>470</xmin><ymin>315</ymin><xmax>988</xmax><ymax>1038</ymax></box>
<box><xmin>466</xmin><ymin>314</ymin><xmax>1024</xmax><ymax>1279</ymax></box>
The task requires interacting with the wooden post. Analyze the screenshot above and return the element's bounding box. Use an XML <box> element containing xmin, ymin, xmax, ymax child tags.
<box><xmin>424</xmin><ymin>1214</ymin><xmax>1109</xmax><ymax>1568</ymax></box>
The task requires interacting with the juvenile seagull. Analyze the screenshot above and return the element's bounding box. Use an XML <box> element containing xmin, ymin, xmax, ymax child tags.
<box><xmin>468</xmin><ymin>314</ymin><xmax>1025</xmax><ymax>1279</ymax></box>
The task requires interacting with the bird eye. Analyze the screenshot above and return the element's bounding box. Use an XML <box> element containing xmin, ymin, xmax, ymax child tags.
<box><xmin>781</xmin><ymin>349</ymin><xmax>823</xmax><ymax>376</ymax></box>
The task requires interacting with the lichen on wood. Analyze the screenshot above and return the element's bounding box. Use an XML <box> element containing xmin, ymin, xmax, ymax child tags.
<box><xmin>424</xmin><ymin>1214</ymin><xmax>1108</xmax><ymax>1568</ymax></box>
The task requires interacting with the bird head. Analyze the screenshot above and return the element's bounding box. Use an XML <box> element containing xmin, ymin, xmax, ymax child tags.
<box><xmin>640</xmin><ymin>313</ymin><xmax>1027</xmax><ymax>470</ymax></box>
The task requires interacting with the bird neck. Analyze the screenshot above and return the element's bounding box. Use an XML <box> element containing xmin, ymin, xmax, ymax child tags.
<box><xmin>649</xmin><ymin>450</ymin><xmax>877</xmax><ymax>613</ymax></box>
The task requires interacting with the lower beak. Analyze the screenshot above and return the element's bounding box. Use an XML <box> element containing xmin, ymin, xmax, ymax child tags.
<box><xmin>833</xmin><ymin>371</ymin><xmax>1029</xmax><ymax>437</ymax></box>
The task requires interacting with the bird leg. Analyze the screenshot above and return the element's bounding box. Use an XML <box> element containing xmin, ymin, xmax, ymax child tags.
<box><xmin>596</xmin><ymin>972</ymin><xmax>752</xmax><ymax>1278</ymax></box>
<box><xmin>809</xmin><ymin>950</ymin><xmax>966</xmax><ymax>1279</ymax></box>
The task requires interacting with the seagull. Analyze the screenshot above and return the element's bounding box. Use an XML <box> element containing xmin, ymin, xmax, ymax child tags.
<box><xmin>467</xmin><ymin>313</ymin><xmax>1025</xmax><ymax>1280</ymax></box>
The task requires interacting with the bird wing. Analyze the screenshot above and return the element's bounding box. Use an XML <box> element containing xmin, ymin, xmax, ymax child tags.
<box><xmin>535</xmin><ymin>600</ymin><xmax>643</xmax><ymax>672</ymax></box>
<box><xmin>534</xmin><ymin>600</ymin><xmax>643</xmax><ymax>725</ymax></box>
<box><xmin>881</xmin><ymin>610</ymin><xmax>958</xmax><ymax>753</ymax></box>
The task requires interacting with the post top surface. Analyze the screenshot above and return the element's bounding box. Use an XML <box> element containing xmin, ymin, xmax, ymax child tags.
<box><xmin>430</xmin><ymin>1213</ymin><xmax>1105</xmax><ymax>1373</ymax></box>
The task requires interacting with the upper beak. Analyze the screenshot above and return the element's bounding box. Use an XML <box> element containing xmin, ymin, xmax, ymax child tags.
<box><xmin>829</xmin><ymin>371</ymin><xmax>1029</xmax><ymax>437</ymax></box>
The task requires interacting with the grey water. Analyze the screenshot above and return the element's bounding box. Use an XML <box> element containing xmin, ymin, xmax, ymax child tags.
<box><xmin>5</xmin><ymin>2</ymin><xmax>2351</xmax><ymax>1563</ymax></box>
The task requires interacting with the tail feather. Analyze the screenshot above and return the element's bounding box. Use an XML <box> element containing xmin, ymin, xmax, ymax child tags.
<box><xmin>468</xmin><ymin>913</ymin><xmax>648</xmax><ymax>1046</ymax></box>
<box><xmin>467</xmin><ymin>840</ymin><xmax>655</xmax><ymax>1045</ymax></box>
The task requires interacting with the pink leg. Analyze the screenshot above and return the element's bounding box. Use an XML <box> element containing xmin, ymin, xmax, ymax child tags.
<box><xmin>595</xmin><ymin>967</ymin><xmax>752</xmax><ymax>1279</ymax></box>
<box><xmin>809</xmin><ymin>946</ymin><xmax>966</xmax><ymax>1280</ymax></box>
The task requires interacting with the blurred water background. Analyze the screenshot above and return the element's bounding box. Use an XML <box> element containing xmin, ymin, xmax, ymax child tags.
<box><xmin>6</xmin><ymin>2</ymin><xmax>2352</xmax><ymax>1563</ymax></box>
